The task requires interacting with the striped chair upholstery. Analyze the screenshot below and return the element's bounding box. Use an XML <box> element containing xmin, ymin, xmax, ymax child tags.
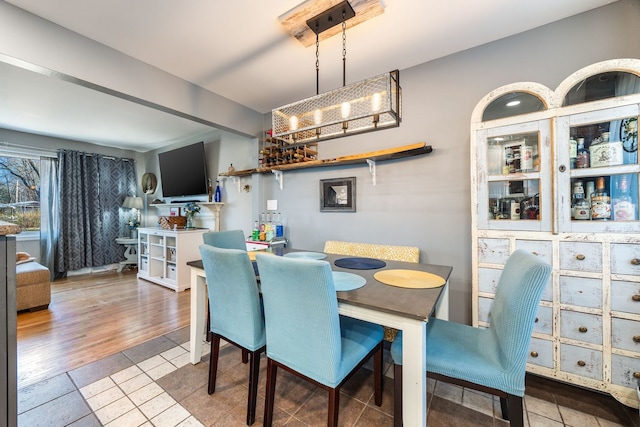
<box><xmin>323</xmin><ymin>240</ymin><xmax>420</xmax><ymax>341</ymax></box>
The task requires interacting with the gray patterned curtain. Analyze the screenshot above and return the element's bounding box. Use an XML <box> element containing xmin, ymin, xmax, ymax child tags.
<box><xmin>55</xmin><ymin>150</ymin><xmax>136</xmax><ymax>274</ymax></box>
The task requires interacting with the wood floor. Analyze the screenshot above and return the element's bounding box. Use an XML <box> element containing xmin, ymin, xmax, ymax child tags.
<box><xmin>16</xmin><ymin>269</ymin><xmax>191</xmax><ymax>389</ymax></box>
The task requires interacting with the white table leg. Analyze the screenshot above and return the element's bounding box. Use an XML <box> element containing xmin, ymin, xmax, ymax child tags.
<box><xmin>189</xmin><ymin>268</ymin><xmax>207</xmax><ymax>364</ymax></box>
<box><xmin>402</xmin><ymin>319</ymin><xmax>428</xmax><ymax>427</ymax></box>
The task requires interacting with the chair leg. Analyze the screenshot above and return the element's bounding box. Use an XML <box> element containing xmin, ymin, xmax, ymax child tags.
<box><xmin>393</xmin><ymin>364</ymin><xmax>403</xmax><ymax>427</ymax></box>
<box><xmin>506</xmin><ymin>394</ymin><xmax>524</xmax><ymax>427</ymax></box>
<box><xmin>246</xmin><ymin>350</ymin><xmax>261</xmax><ymax>425</ymax></box>
<box><xmin>263</xmin><ymin>359</ymin><xmax>278</xmax><ymax>427</ymax></box>
<box><xmin>242</xmin><ymin>348</ymin><xmax>249</xmax><ymax>364</ymax></box>
<box><xmin>328</xmin><ymin>388</ymin><xmax>340</xmax><ymax>427</ymax></box>
<box><xmin>208</xmin><ymin>335</ymin><xmax>221</xmax><ymax>394</ymax></box>
<box><xmin>374</xmin><ymin>341</ymin><xmax>383</xmax><ymax>407</ymax></box>
<box><xmin>500</xmin><ymin>396</ymin><xmax>508</xmax><ymax>420</ymax></box>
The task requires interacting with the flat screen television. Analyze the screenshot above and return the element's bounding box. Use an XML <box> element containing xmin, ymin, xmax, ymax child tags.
<box><xmin>158</xmin><ymin>142</ymin><xmax>208</xmax><ymax>199</ymax></box>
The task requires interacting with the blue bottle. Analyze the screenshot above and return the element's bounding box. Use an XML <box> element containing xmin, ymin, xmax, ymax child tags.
<box><xmin>214</xmin><ymin>180</ymin><xmax>222</xmax><ymax>202</ymax></box>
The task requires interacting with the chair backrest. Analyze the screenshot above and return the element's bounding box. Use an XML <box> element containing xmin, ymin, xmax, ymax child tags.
<box><xmin>255</xmin><ymin>253</ymin><xmax>343</xmax><ymax>386</ymax></box>
<box><xmin>203</xmin><ymin>230</ymin><xmax>246</xmax><ymax>250</ymax></box>
<box><xmin>489</xmin><ymin>249</ymin><xmax>552</xmax><ymax>374</ymax></box>
<box><xmin>198</xmin><ymin>245</ymin><xmax>265</xmax><ymax>350</ymax></box>
<box><xmin>323</xmin><ymin>240</ymin><xmax>420</xmax><ymax>263</ymax></box>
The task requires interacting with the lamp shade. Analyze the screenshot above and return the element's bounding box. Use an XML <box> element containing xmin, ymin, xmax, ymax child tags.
<box><xmin>272</xmin><ymin>70</ymin><xmax>401</xmax><ymax>145</ymax></box>
<box><xmin>122</xmin><ymin>196</ymin><xmax>143</xmax><ymax>209</ymax></box>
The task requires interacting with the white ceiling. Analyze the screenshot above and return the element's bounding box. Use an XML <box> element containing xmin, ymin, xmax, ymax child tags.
<box><xmin>0</xmin><ymin>0</ymin><xmax>616</xmax><ymax>152</ymax></box>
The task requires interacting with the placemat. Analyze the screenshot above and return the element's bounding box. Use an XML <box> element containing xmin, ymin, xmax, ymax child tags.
<box><xmin>283</xmin><ymin>251</ymin><xmax>327</xmax><ymax>260</ymax></box>
<box><xmin>374</xmin><ymin>269</ymin><xmax>446</xmax><ymax>289</ymax></box>
<box><xmin>332</xmin><ymin>271</ymin><xmax>366</xmax><ymax>292</ymax></box>
<box><xmin>248</xmin><ymin>251</ymin><xmax>274</xmax><ymax>261</ymax></box>
<box><xmin>334</xmin><ymin>257</ymin><xmax>386</xmax><ymax>270</ymax></box>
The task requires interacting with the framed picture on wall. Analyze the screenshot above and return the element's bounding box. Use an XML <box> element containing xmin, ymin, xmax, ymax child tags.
<box><xmin>320</xmin><ymin>177</ymin><xmax>356</xmax><ymax>212</ymax></box>
<box><xmin>169</xmin><ymin>207</ymin><xmax>180</xmax><ymax>216</ymax></box>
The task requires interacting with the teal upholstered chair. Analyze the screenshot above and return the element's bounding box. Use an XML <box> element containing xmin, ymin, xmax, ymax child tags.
<box><xmin>255</xmin><ymin>253</ymin><xmax>384</xmax><ymax>427</ymax></box>
<box><xmin>198</xmin><ymin>245</ymin><xmax>266</xmax><ymax>425</ymax></box>
<box><xmin>390</xmin><ymin>249</ymin><xmax>551</xmax><ymax>427</ymax></box>
<box><xmin>203</xmin><ymin>229</ymin><xmax>246</xmax><ymax>250</ymax></box>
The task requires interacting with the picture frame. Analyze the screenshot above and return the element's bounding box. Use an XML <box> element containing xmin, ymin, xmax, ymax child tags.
<box><xmin>169</xmin><ymin>207</ymin><xmax>180</xmax><ymax>216</ymax></box>
<box><xmin>320</xmin><ymin>177</ymin><xmax>356</xmax><ymax>212</ymax></box>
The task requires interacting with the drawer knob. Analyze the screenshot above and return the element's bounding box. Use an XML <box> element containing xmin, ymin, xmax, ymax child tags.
<box><xmin>633</xmin><ymin>295</ymin><xmax>640</xmax><ymax>302</ymax></box>
<box><xmin>578</xmin><ymin>326</ymin><xmax>588</xmax><ymax>333</ymax></box>
<box><xmin>634</xmin><ymin>336</ymin><xmax>640</xmax><ymax>343</ymax></box>
<box><xmin>634</xmin><ymin>372</ymin><xmax>640</xmax><ymax>379</ymax></box>
<box><xmin>576</xmin><ymin>254</ymin><xmax>586</xmax><ymax>261</ymax></box>
<box><xmin>632</xmin><ymin>258</ymin><xmax>640</xmax><ymax>266</ymax></box>
<box><xmin>530</xmin><ymin>351</ymin><xmax>539</xmax><ymax>358</ymax></box>
<box><xmin>577</xmin><ymin>360</ymin><xmax>586</xmax><ymax>367</ymax></box>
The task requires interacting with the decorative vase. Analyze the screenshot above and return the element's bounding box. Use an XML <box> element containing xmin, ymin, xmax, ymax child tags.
<box><xmin>186</xmin><ymin>214</ymin><xmax>196</xmax><ymax>229</ymax></box>
<box><xmin>130</xmin><ymin>228</ymin><xmax>138</xmax><ymax>239</ymax></box>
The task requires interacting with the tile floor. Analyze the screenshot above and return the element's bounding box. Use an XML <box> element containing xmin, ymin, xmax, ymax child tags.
<box><xmin>17</xmin><ymin>326</ymin><xmax>640</xmax><ymax>426</ymax></box>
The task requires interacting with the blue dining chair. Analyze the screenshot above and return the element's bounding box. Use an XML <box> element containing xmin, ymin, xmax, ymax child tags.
<box><xmin>202</xmin><ymin>229</ymin><xmax>248</xmax><ymax>344</ymax></box>
<box><xmin>255</xmin><ymin>253</ymin><xmax>384</xmax><ymax>427</ymax></box>
<box><xmin>390</xmin><ymin>249</ymin><xmax>551</xmax><ymax>427</ymax></box>
<box><xmin>203</xmin><ymin>229</ymin><xmax>246</xmax><ymax>249</ymax></box>
<box><xmin>198</xmin><ymin>244</ymin><xmax>266</xmax><ymax>426</ymax></box>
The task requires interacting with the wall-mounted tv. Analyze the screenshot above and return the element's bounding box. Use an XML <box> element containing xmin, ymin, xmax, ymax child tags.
<box><xmin>158</xmin><ymin>142</ymin><xmax>208</xmax><ymax>199</ymax></box>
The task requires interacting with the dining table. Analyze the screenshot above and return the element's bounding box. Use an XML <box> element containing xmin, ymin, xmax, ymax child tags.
<box><xmin>187</xmin><ymin>248</ymin><xmax>452</xmax><ymax>427</ymax></box>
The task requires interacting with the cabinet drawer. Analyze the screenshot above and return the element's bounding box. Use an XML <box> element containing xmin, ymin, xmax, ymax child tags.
<box><xmin>515</xmin><ymin>240</ymin><xmax>552</xmax><ymax>264</ymax></box>
<box><xmin>528</xmin><ymin>337</ymin><xmax>554</xmax><ymax>368</ymax></box>
<box><xmin>560</xmin><ymin>311</ymin><xmax>602</xmax><ymax>345</ymax></box>
<box><xmin>559</xmin><ymin>241</ymin><xmax>602</xmax><ymax>272</ymax></box>
<box><xmin>533</xmin><ymin>306</ymin><xmax>553</xmax><ymax>335</ymax></box>
<box><xmin>611</xmin><ymin>354</ymin><xmax>640</xmax><ymax>388</ymax></box>
<box><xmin>478</xmin><ymin>267</ymin><xmax>501</xmax><ymax>294</ymax></box>
<box><xmin>611</xmin><ymin>243</ymin><xmax>640</xmax><ymax>276</ymax></box>
<box><xmin>612</xmin><ymin>318</ymin><xmax>640</xmax><ymax>353</ymax></box>
<box><xmin>559</xmin><ymin>276</ymin><xmax>602</xmax><ymax>308</ymax></box>
<box><xmin>477</xmin><ymin>238</ymin><xmax>510</xmax><ymax>264</ymax></box>
<box><xmin>611</xmin><ymin>280</ymin><xmax>640</xmax><ymax>315</ymax></box>
<box><xmin>560</xmin><ymin>344</ymin><xmax>603</xmax><ymax>381</ymax></box>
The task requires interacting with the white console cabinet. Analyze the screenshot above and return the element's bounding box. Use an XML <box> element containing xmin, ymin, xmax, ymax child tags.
<box><xmin>471</xmin><ymin>59</ymin><xmax>640</xmax><ymax>408</ymax></box>
<box><xmin>137</xmin><ymin>228</ymin><xmax>208</xmax><ymax>292</ymax></box>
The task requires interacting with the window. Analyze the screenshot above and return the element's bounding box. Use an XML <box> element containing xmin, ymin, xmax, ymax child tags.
<box><xmin>0</xmin><ymin>156</ymin><xmax>40</xmax><ymax>231</ymax></box>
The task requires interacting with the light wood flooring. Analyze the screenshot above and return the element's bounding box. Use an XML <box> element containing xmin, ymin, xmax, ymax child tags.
<box><xmin>16</xmin><ymin>269</ymin><xmax>191</xmax><ymax>389</ymax></box>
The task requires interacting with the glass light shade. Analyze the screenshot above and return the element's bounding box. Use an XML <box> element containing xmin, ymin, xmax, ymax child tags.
<box><xmin>272</xmin><ymin>70</ymin><xmax>401</xmax><ymax>145</ymax></box>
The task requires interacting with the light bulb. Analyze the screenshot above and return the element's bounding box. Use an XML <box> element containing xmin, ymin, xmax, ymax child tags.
<box><xmin>289</xmin><ymin>115</ymin><xmax>299</xmax><ymax>131</ymax></box>
<box><xmin>341</xmin><ymin>102</ymin><xmax>351</xmax><ymax>119</ymax></box>
<box><xmin>314</xmin><ymin>109</ymin><xmax>323</xmax><ymax>125</ymax></box>
<box><xmin>372</xmin><ymin>93</ymin><xmax>381</xmax><ymax>112</ymax></box>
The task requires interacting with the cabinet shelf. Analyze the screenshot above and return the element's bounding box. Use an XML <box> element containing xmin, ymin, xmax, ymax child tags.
<box><xmin>218</xmin><ymin>142</ymin><xmax>433</xmax><ymax>177</ymax></box>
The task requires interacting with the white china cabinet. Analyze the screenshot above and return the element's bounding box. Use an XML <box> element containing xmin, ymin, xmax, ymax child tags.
<box><xmin>471</xmin><ymin>59</ymin><xmax>640</xmax><ymax>408</ymax></box>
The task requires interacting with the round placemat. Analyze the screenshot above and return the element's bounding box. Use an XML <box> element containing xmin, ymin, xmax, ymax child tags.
<box><xmin>374</xmin><ymin>269</ymin><xmax>446</xmax><ymax>289</ymax></box>
<box><xmin>283</xmin><ymin>251</ymin><xmax>327</xmax><ymax>260</ymax></box>
<box><xmin>332</xmin><ymin>271</ymin><xmax>366</xmax><ymax>292</ymax></box>
<box><xmin>334</xmin><ymin>257</ymin><xmax>387</xmax><ymax>270</ymax></box>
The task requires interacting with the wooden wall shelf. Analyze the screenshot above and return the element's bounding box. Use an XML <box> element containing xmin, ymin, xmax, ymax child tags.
<box><xmin>219</xmin><ymin>142</ymin><xmax>433</xmax><ymax>177</ymax></box>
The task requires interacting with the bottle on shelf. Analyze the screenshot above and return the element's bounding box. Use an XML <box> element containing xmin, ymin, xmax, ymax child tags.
<box><xmin>265</xmin><ymin>213</ymin><xmax>275</xmax><ymax>241</ymax></box>
<box><xmin>214</xmin><ymin>180</ymin><xmax>222</xmax><ymax>202</ymax></box>
<box><xmin>590</xmin><ymin>177</ymin><xmax>611</xmax><ymax>220</ymax></box>
<box><xmin>259</xmin><ymin>212</ymin><xmax>267</xmax><ymax>241</ymax></box>
<box><xmin>569</xmin><ymin>138</ymin><xmax>577</xmax><ymax>169</ymax></box>
<box><xmin>252</xmin><ymin>220</ymin><xmax>260</xmax><ymax>241</ymax></box>
<box><xmin>275</xmin><ymin>213</ymin><xmax>284</xmax><ymax>238</ymax></box>
<box><xmin>576</xmin><ymin>138</ymin><xmax>590</xmax><ymax>168</ymax></box>
<box><xmin>208</xmin><ymin>178</ymin><xmax>213</xmax><ymax>202</ymax></box>
<box><xmin>571</xmin><ymin>180</ymin><xmax>589</xmax><ymax>220</ymax></box>
<box><xmin>613</xmin><ymin>176</ymin><xmax>637</xmax><ymax>221</ymax></box>
<box><xmin>585</xmin><ymin>180</ymin><xmax>595</xmax><ymax>219</ymax></box>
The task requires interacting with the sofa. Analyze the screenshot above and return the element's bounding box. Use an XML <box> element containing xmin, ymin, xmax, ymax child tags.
<box><xmin>16</xmin><ymin>252</ymin><xmax>51</xmax><ymax>312</ymax></box>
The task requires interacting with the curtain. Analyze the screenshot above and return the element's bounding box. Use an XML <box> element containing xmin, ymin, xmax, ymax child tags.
<box><xmin>39</xmin><ymin>157</ymin><xmax>60</xmax><ymax>280</ymax></box>
<box><xmin>55</xmin><ymin>150</ymin><xmax>136</xmax><ymax>274</ymax></box>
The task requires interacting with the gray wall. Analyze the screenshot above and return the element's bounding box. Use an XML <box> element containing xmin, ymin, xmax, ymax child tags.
<box><xmin>256</xmin><ymin>0</ymin><xmax>640</xmax><ymax>323</ymax></box>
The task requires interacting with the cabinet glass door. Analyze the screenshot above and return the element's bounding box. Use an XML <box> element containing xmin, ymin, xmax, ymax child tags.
<box><xmin>557</xmin><ymin>105</ymin><xmax>639</xmax><ymax>233</ymax></box>
<box><xmin>476</xmin><ymin>120</ymin><xmax>552</xmax><ymax>231</ymax></box>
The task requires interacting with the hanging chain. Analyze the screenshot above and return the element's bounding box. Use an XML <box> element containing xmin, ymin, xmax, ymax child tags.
<box><xmin>342</xmin><ymin>12</ymin><xmax>347</xmax><ymax>87</ymax></box>
<box><xmin>315</xmin><ymin>31</ymin><xmax>320</xmax><ymax>95</ymax></box>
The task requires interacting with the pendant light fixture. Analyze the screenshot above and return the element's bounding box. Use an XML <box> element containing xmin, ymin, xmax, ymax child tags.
<box><xmin>272</xmin><ymin>0</ymin><xmax>401</xmax><ymax>145</ymax></box>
